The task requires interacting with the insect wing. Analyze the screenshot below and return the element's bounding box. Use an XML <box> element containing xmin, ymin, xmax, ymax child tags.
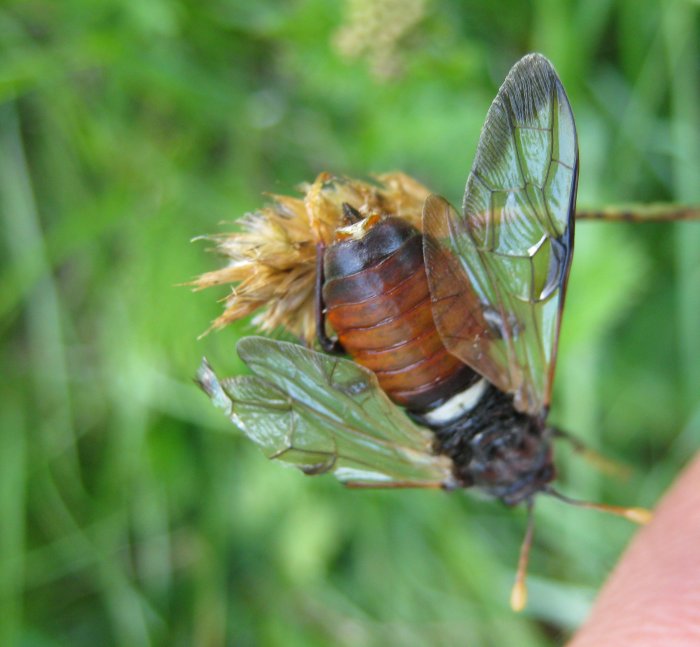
<box><xmin>424</xmin><ymin>53</ymin><xmax>578</xmax><ymax>417</ymax></box>
<box><xmin>197</xmin><ymin>337</ymin><xmax>455</xmax><ymax>486</ymax></box>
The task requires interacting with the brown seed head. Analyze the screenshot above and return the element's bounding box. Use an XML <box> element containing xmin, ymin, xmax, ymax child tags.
<box><xmin>188</xmin><ymin>172</ymin><xmax>430</xmax><ymax>343</ymax></box>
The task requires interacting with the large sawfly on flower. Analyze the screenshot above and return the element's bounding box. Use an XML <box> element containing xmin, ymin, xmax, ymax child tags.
<box><xmin>192</xmin><ymin>53</ymin><xmax>696</xmax><ymax>609</ymax></box>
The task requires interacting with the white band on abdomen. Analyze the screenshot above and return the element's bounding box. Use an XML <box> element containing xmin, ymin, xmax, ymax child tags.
<box><xmin>423</xmin><ymin>378</ymin><xmax>488</xmax><ymax>426</ymax></box>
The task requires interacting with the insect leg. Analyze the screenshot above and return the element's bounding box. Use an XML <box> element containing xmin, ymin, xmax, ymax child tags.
<box><xmin>343</xmin><ymin>480</ymin><xmax>448</xmax><ymax>490</ymax></box>
<box><xmin>543</xmin><ymin>486</ymin><xmax>651</xmax><ymax>525</ymax></box>
<box><xmin>510</xmin><ymin>498</ymin><xmax>535</xmax><ymax>612</ymax></box>
<box><xmin>549</xmin><ymin>427</ymin><xmax>630</xmax><ymax>479</ymax></box>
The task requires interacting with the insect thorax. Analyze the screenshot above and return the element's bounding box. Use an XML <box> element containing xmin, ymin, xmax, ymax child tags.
<box><xmin>414</xmin><ymin>383</ymin><xmax>555</xmax><ymax>505</ymax></box>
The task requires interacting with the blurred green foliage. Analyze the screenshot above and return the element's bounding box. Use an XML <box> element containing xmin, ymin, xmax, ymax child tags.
<box><xmin>1</xmin><ymin>0</ymin><xmax>699</xmax><ymax>645</ymax></box>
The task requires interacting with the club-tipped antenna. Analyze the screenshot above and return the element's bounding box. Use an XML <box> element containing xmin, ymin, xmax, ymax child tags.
<box><xmin>543</xmin><ymin>486</ymin><xmax>652</xmax><ymax>525</ymax></box>
<box><xmin>510</xmin><ymin>499</ymin><xmax>535</xmax><ymax>612</ymax></box>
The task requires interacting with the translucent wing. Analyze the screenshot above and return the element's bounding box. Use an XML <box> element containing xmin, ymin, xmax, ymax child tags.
<box><xmin>197</xmin><ymin>337</ymin><xmax>456</xmax><ymax>487</ymax></box>
<box><xmin>424</xmin><ymin>53</ymin><xmax>578</xmax><ymax>417</ymax></box>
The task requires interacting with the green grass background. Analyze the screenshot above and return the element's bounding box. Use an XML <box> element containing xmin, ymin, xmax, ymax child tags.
<box><xmin>1</xmin><ymin>1</ymin><xmax>699</xmax><ymax>645</ymax></box>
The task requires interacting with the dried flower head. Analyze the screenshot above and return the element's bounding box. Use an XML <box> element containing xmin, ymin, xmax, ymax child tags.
<box><xmin>190</xmin><ymin>172</ymin><xmax>431</xmax><ymax>344</ymax></box>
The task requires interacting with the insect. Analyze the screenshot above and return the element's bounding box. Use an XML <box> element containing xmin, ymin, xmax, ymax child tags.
<box><xmin>193</xmin><ymin>53</ymin><xmax>684</xmax><ymax>610</ymax></box>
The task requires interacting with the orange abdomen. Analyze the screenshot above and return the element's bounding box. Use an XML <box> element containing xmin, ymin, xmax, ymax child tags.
<box><xmin>323</xmin><ymin>217</ymin><xmax>477</xmax><ymax>412</ymax></box>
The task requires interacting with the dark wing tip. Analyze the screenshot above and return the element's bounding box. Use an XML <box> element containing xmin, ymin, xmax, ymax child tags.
<box><xmin>463</xmin><ymin>52</ymin><xmax>574</xmax><ymax>216</ymax></box>
<box><xmin>500</xmin><ymin>52</ymin><xmax>560</xmax><ymax>124</ymax></box>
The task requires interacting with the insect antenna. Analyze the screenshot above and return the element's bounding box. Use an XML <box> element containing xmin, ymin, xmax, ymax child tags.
<box><xmin>542</xmin><ymin>486</ymin><xmax>652</xmax><ymax>525</ymax></box>
<box><xmin>510</xmin><ymin>499</ymin><xmax>535</xmax><ymax>612</ymax></box>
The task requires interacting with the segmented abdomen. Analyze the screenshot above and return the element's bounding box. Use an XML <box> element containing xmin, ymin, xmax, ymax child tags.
<box><xmin>323</xmin><ymin>218</ymin><xmax>477</xmax><ymax>412</ymax></box>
